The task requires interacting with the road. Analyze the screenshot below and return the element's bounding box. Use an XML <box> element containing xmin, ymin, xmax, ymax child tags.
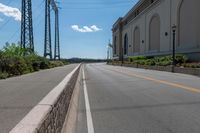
<box><xmin>76</xmin><ymin>63</ymin><xmax>200</xmax><ymax>133</ymax></box>
<box><xmin>0</xmin><ymin>64</ymin><xmax>78</xmax><ymax>133</ymax></box>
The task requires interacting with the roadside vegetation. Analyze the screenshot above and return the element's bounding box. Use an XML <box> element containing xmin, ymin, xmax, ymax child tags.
<box><xmin>0</xmin><ymin>43</ymin><xmax>69</xmax><ymax>79</ymax></box>
<box><xmin>111</xmin><ymin>54</ymin><xmax>200</xmax><ymax>68</ymax></box>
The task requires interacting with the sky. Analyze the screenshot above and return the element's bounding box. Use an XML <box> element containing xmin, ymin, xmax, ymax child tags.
<box><xmin>0</xmin><ymin>0</ymin><xmax>138</xmax><ymax>59</ymax></box>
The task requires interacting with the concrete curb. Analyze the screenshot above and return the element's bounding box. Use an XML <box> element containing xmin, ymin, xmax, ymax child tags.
<box><xmin>10</xmin><ymin>64</ymin><xmax>81</xmax><ymax>133</ymax></box>
<box><xmin>110</xmin><ymin>64</ymin><xmax>200</xmax><ymax>77</ymax></box>
<box><xmin>61</xmin><ymin>66</ymin><xmax>82</xmax><ymax>133</ymax></box>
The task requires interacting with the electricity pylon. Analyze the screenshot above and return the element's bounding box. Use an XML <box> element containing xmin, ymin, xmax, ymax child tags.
<box><xmin>44</xmin><ymin>0</ymin><xmax>60</xmax><ymax>60</ymax></box>
<box><xmin>54</xmin><ymin>9</ymin><xmax>60</xmax><ymax>60</ymax></box>
<box><xmin>44</xmin><ymin>0</ymin><xmax>52</xmax><ymax>59</ymax></box>
<box><xmin>21</xmin><ymin>0</ymin><xmax>34</xmax><ymax>53</ymax></box>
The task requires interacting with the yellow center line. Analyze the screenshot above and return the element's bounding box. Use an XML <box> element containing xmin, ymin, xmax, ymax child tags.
<box><xmin>107</xmin><ymin>67</ymin><xmax>200</xmax><ymax>93</ymax></box>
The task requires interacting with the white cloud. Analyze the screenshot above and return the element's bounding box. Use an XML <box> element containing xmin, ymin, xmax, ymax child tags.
<box><xmin>90</xmin><ymin>25</ymin><xmax>102</xmax><ymax>32</ymax></box>
<box><xmin>0</xmin><ymin>3</ymin><xmax>21</xmax><ymax>21</ymax></box>
<box><xmin>71</xmin><ymin>25</ymin><xmax>102</xmax><ymax>33</ymax></box>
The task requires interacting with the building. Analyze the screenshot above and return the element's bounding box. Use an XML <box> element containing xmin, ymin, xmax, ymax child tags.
<box><xmin>112</xmin><ymin>0</ymin><xmax>200</xmax><ymax>61</ymax></box>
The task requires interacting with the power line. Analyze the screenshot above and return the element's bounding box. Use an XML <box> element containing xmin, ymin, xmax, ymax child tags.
<box><xmin>0</xmin><ymin>18</ymin><xmax>12</xmax><ymax>31</ymax></box>
<box><xmin>61</xmin><ymin>4</ymin><xmax>134</xmax><ymax>10</ymax></box>
<box><xmin>3</xmin><ymin>0</ymin><xmax>45</xmax><ymax>43</ymax></box>
<box><xmin>62</xmin><ymin>1</ymin><xmax>135</xmax><ymax>4</ymax></box>
<box><xmin>6</xmin><ymin>27</ymin><xmax>20</xmax><ymax>43</ymax></box>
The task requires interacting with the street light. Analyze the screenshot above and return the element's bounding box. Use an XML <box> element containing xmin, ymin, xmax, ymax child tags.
<box><xmin>172</xmin><ymin>24</ymin><xmax>177</xmax><ymax>73</ymax></box>
<box><xmin>107</xmin><ymin>45</ymin><xmax>109</xmax><ymax>64</ymax></box>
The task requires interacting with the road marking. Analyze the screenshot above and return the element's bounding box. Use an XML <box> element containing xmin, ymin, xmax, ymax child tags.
<box><xmin>83</xmin><ymin>67</ymin><xmax>95</xmax><ymax>133</ymax></box>
<box><xmin>108</xmin><ymin>67</ymin><xmax>200</xmax><ymax>93</ymax></box>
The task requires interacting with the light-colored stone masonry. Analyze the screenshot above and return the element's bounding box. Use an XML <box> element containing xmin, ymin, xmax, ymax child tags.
<box><xmin>10</xmin><ymin>64</ymin><xmax>81</xmax><ymax>133</ymax></box>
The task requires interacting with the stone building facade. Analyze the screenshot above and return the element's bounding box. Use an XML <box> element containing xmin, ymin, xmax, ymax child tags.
<box><xmin>112</xmin><ymin>0</ymin><xmax>200</xmax><ymax>61</ymax></box>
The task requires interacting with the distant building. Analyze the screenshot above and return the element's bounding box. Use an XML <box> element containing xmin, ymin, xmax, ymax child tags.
<box><xmin>112</xmin><ymin>0</ymin><xmax>200</xmax><ymax>61</ymax></box>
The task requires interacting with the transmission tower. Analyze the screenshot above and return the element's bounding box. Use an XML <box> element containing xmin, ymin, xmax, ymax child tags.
<box><xmin>44</xmin><ymin>0</ymin><xmax>52</xmax><ymax>59</ymax></box>
<box><xmin>21</xmin><ymin>0</ymin><xmax>34</xmax><ymax>53</ymax></box>
<box><xmin>54</xmin><ymin>8</ymin><xmax>60</xmax><ymax>60</ymax></box>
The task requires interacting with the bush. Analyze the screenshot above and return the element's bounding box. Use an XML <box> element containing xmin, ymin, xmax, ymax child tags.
<box><xmin>0</xmin><ymin>55</ymin><xmax>30</xmax><ymax>76</ymax></box>
<box><xmin>24</xmin><ymin>54</ymin><xmax>51</xmax><ymax>71</ymax></box>
<box><xmin>0</xmin><ymin>43</ymin><xmax>71</xmax><ymax>79</ymax></box>
<box><xmin>0</xmin><ymin>72</ymin><xmax>9</xmax><ymax>79</ymax></box>
<box><xmin>24</xmin><ymin>54</ymin><xmax>41</xmax><ymax>71</ymax></box>
<box><xmin>2</xmin><ymin>43</ymin><xmax>25</xmax><ymax>57</ymax></box>
<box><xmin>38</xmin><ymin>57</ymin><xmax>50</xmax><ymax>69</ymax></box>
<box><xmin>175</xmin><ymin>54</ymin><xmax>188</xmax><ymax>64</ymax></box>
<box><xmin>127</xmin><ymin>54</ymin><xmax>189</xmax><ymax>67</ymax></box>
<box><xmin>61</xmin><ymin>60</ymin><xmax>69</xmax><ymax>65</ymax></box>
<box><xmin>128</xmin><ymin>56</ymin><xmax>147</xmax><ymax>62</ymax></box>
<box><xmin>50</xmin><ymin>61</ymin><xmax>64</xmax><ymax>68</ymax></box>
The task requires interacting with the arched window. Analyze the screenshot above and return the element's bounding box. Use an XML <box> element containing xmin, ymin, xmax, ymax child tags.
<box><xmin>133</xmin><ymin>27</ymin><xmax>140</xmax><ymax>53</ymax></box>
<box><xmin>114</xmin><ymin>36</ymin><xmax>117</xmax><ymax>55</ymax></box>
<box><xmin>149</xmin><ymin>15</ymin><xmax>160</xmax><ymax>51</ymax></box>
<box><xmin>178</xmin><ymin>0</ymin><xmax>200</xmax><ymax>49</ymax></box>
<box><xmin>124</xmin><ymin>34</ymin><xmax>128</xmax><ymax>55</ymax></box>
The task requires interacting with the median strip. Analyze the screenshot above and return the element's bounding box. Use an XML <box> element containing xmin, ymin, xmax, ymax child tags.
<box><xmin>10</xmin><ymin>64</ymin><xmax>81</xmax><ymax>133</ymax></box>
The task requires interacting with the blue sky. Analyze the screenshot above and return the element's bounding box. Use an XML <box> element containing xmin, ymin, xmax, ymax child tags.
<box><xmin>0</xmin><ymin>0</ymin><xmax>138</xmax><ymax>59</ymax></box>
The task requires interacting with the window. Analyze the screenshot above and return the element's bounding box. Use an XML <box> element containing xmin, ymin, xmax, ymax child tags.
<box><xmin>178</xmin><ymin>0</ymin><xmax>200</xmax><ymax>49</ymax></box>
<box><xmin>124</xmin><ymin>34</ymin><xmax>128</xmax><ymax>55</ymax></box>
<box><xmin>133</xmin><ymin>27</ymin><xmax>140</xmax><ymax>53</ymax></box>
<box><xmin>114</xmin><ymin>36</ymin><xmax>117</xmax><ymax>55</ymax></box>
<box><xmin>149</xmin><ymin>15</ymin><xmax>160</xmax><ymax>51</ymax></box>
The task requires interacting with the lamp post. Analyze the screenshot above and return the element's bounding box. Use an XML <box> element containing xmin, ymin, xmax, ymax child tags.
<box><xmin>172</xmin><ymin>25</ymin><xmax>176</xmax><ymax>73</ymax></box>
<box><xmin>121</xmin><ymin>48</ymin><xmax>124</xmax><ymax>65</ymax></box>
<box><xmin>107</xmin><ymin>45</ymin><xmax>109</xmax><ymax>64</ymax></box>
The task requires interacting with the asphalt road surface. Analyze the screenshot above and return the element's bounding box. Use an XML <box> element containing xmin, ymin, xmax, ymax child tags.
<box><xmin>76</xmin><ymin>63</ymin><xmax>200</xmax><ymax>133</ymax></box>
<box><xmin>0</xmin><ymin>64</ymin><xmax>78</xmax><ymax>133</ymax></box>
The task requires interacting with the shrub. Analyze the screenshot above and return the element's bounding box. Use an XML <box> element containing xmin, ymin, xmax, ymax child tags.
<box><xmin>0</xmin><ymin>55</ymin><xmax>30</xmax><ymax>75</ymax></box>
<box><xmin>0</xmin><ymin>72</ymin><xmax>9</xmax><ymax>79</ymax></box>
<box><xmin>0</xmin><ymin>43</ymin><xmax>71</xmax><ymax>79</ymax></box>
<box><xmin>175</xmin><ymin>54</ymin><xmax>188</xmax><ymax>64</ymax></box>
<box><xmin>24</xmin><ymin>54</ymin><xmax>40</xmax><ymax>71</ymax></box>
<box><xmin>126</xmin><ymin>54</ymin><xmax>189</xmax><ymax>67</ymax></box>
<box><xmin>128</xmin><ymin>56</ymin><xmax>147</xmax><ymax>62</ymax></box>
<box><xmin>145</xmin><ymin>59</ymin><xmax>155</xmax><ymax>66</ymax></box>
<box><xmin>38</xmin><ymin>57</ymin><xmax>50</xmax><ymax>69</ymax></box>
<box><xmin>2</xmin><ymin>43</ymin><xmax>25</xmax><ymax>57</ymax></box>
<box><xmin>50</xmin><ymin>61</ymin><xmax>64</xmax><ymax>68</ymax></box>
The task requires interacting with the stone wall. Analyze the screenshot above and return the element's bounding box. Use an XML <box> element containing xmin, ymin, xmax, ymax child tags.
<box><xmin>10</xmin><ymin>65</ymin><xmax>81</xmax><ymax>133</ymax></box>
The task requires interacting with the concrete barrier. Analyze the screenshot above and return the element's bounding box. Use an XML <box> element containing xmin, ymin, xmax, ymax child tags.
<box><xmin>10</xmin><ymin>64</ymin><xmax>81</xmax><ymax>133</ymax></box>
<box><xmin>61</xmin><ymin>65</ymin><xmax>82</xmax><ymax>133</ymax></box>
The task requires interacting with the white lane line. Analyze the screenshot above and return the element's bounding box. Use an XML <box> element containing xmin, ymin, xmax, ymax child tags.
<box><xmin>83</xmin><ymin>67</ymin><xmax>95</xmax><ymax>133</ymax></box>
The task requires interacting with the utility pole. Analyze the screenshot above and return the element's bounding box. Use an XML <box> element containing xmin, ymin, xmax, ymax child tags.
<box><xmin>21</xmin><ymin>0</ymin><xmax>34</xmax><ymax>54</ymax></box>
<box><xmin>44</xmin><ymin>0</ymin><xmax>52</xmax><ymax>59</ymax></box>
